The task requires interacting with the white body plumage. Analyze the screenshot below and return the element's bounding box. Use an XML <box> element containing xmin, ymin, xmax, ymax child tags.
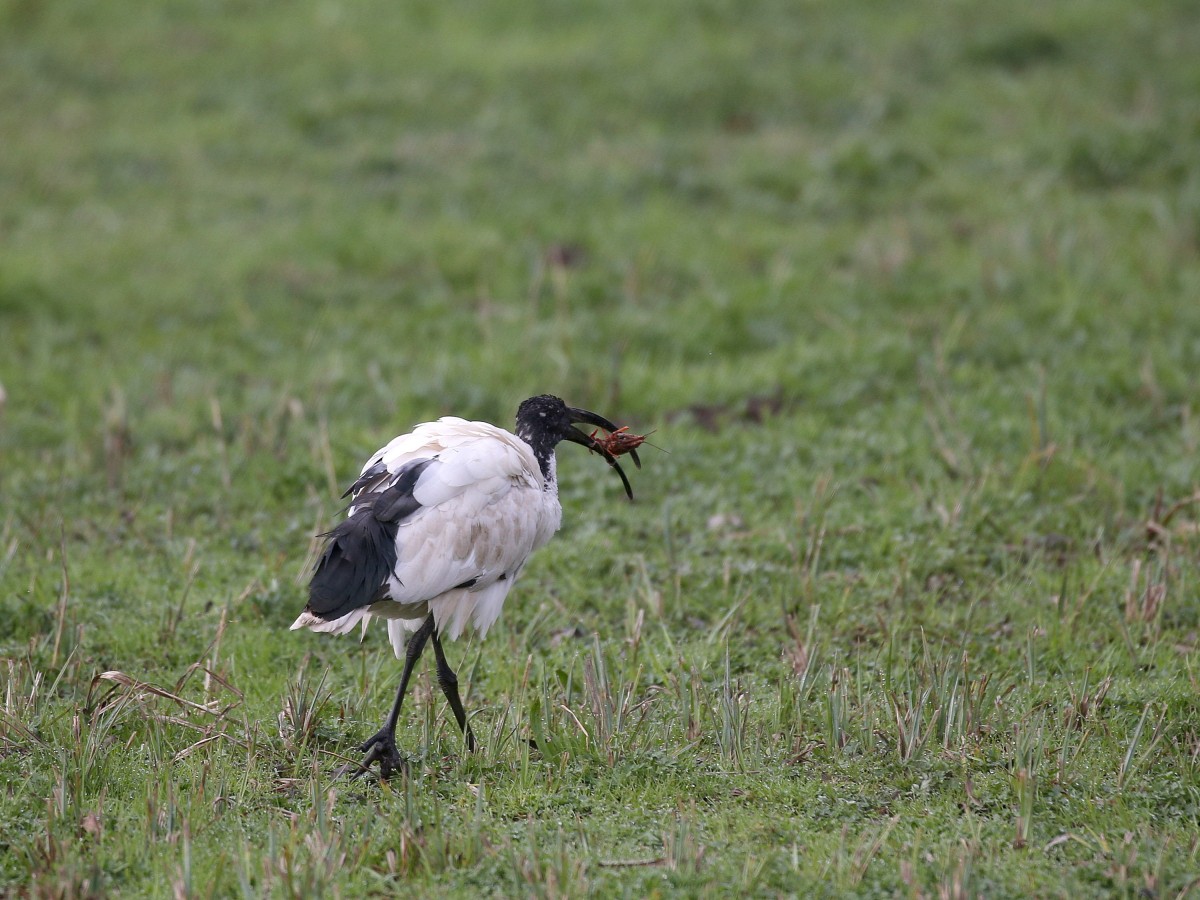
<box><xmin>291</xmin><ymin>416</ymin><xmax>563</xmax><ymax>653</ymax></box>
<box><xmin>291</xmin><ymin>395</ymin><xmax>637</xmax><ymax>776</ymax></box>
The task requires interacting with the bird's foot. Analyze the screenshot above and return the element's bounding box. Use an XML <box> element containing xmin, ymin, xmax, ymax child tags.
<box><xmin>341</xmin><ymin>729</ymin><xmax>407</xmax><ymax>780</ymax></box>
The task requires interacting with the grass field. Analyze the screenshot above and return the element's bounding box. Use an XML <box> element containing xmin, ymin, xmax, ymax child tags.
<box><xmin>3</xmin><ymin>0</ymin><xmax>1200</xmax><ymax>895</ymax></box>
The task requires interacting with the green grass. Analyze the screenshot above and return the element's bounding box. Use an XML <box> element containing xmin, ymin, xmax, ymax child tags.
<box><xmin>3</xmin><ymin>0</ymin><xmax>1200</xmax><ymax>894</ymax></box>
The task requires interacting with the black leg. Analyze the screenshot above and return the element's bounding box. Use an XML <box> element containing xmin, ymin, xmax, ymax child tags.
<box><xmin>355</xmin><ymin>615</ymin><xmax>434</xmax><ymax>778</ymax></box>
<box><xmin>431</xmin><ymin>629</ymin><xmax>477</xmax><ymax>752</ymax></box>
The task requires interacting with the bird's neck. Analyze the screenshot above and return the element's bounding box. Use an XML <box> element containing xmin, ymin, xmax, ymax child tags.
<box><xmin>516</xmin><ymin>427</ymin><xmax>559</xmax><ymax>489</ymax></box>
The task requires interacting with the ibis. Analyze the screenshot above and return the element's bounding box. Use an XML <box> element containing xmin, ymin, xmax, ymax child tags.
<box><xmin>291</xmin><ymin>395</ymin><xmax>640</xmax><ymax>777</ymax></box>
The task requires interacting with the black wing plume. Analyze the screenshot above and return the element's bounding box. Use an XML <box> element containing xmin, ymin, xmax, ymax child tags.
<box><xmin>305</xmin><ymin>458</ymin><xmax>434</xmax><ymax>621</ymax></box>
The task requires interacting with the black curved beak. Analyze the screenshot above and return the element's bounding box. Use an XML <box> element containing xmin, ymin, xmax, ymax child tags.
<box><xmin>565</xmin><ymin>407</ymin><xmax>637</xmax><ymax>500</ymax></box>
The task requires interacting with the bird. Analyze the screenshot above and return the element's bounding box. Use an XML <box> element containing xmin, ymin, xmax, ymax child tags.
<box><xmin>291</xmin><ymin>394</ymin><xmax>640</xmax><ymax>777</ymax></box>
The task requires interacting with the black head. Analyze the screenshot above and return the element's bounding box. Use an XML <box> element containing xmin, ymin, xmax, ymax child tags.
<box><xmin>515</xmin><ymin>394</ymin><xmax>637</xmax><ymax>499</ymax></box>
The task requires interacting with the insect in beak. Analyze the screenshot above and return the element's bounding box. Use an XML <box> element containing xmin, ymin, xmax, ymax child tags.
<box><xmin>564</xmin><ymin>407</ymin><xmax>640</xmax><ymax>499</ymax></box>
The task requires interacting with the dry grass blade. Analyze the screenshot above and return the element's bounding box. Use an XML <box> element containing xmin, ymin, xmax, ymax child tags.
<box><xmin>171</xmin><ymin>731</ymin><xmax>247</xmax><ymax>763</ymax></box>
<box><xmin>0</xmin><ymin>708</ymin><xmax>47</xmax><ymax>749</ymax></box>
<box><xmin>90</xmin><ymin>671</ymin><xmax>235</xmax><ymax>717</ymax></box>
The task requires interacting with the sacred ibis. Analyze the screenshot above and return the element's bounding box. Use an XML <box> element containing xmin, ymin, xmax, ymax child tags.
<box><xmin>291</xmin><ymin>394</ymin><xmax>641</xmax><ymax>777</ymax></box>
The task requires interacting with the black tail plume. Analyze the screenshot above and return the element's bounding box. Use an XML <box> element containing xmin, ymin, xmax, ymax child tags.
<box><xmin>306</xmin><ymin>504</ymin><xmax>398</xmax><ymax>622</ymax></box>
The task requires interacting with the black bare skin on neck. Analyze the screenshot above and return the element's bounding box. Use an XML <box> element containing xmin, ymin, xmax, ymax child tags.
<box><xmin>515</xmin><ymin>394</ymin><xmax>572</xmax><ymax>483</ymax></box>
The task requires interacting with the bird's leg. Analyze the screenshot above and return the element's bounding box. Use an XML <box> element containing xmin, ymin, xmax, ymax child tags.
<box><xmin>355</xmin><ymin>615</ymin><xmax>434</xmax><ymax>778</ymax></box>
<box><xmin>431</xmin><ymin>629</ymin><xmax>477</xmax><ymax>753</ymax></box>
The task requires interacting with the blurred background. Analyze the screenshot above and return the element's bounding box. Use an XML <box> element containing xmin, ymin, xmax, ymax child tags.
<box><xmin>5</xmin><ymin>0</ymin><xmax>1196</xmax><ymax>461</ymax></box>
<box><xmin>2</xmin><ymin>0</ymin><xmax>1200</xmax><ymax>891</ymax></box>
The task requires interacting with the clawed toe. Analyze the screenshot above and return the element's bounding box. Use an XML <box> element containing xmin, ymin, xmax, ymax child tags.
<box><xmin>342</xmin><ymin>730</ymin><xmax>407</xmax><ymax>780</ymax></box>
